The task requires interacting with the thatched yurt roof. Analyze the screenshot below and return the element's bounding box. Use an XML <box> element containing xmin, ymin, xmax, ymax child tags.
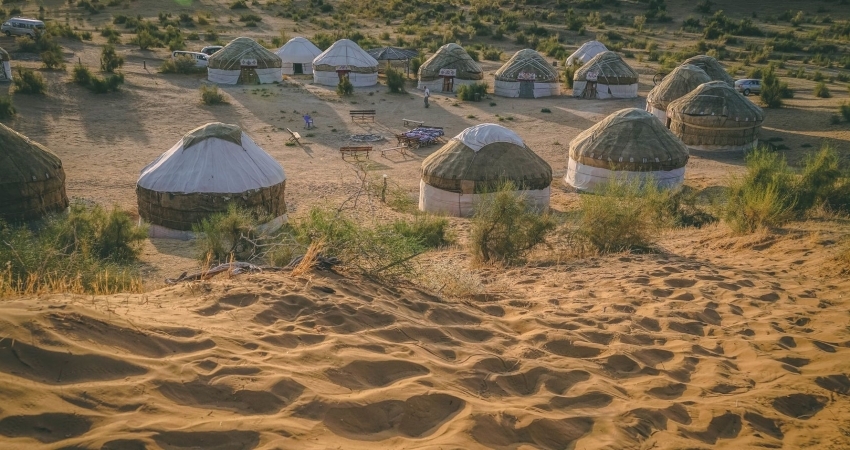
<box><xmin>419</xmin><ymin>43</ymin><xmax>483</xmax><ymax>81</ymax></box>
<box><xmin>682</xmin><ymin>55</ymin><xmax>734</xmax><ymax>87</ymax></box>
<box><xmin>136</xmin><ymin>123</ymin><xmax>286</xmax><ymax>231</ymax></box>
<box><xmin>666</xmin><ymin>81</ymin><xmax>764</xmax><ymax>149</ymax></box>
<box><xmin>0</xmin><ymin>47</ymin><xmax>9</xmax><ymax>61</ymax></box>
<box><xmin>495</xmin><ymin>49</ymin><xmax>558</xmax><ymax>82</ymax></box>
<box><xmin>0</xmin><ymin>123</ymin><xmax>68</xmax><ymax>221</ymax></box>
<box><xmin>275</xmin><ymin>37</ymin><xmax>321</xmax><ymax>64</ymax></box>
<box><xmin>209</xmin><ymin>37</ymin><xmax>282</xmax><ymax>70</ymax></box>
<box><xmin>570</xmin><ymin>108</ymin><xmax>689</xmax><ymax>172</ymax></box>
<box><xmin>647</xmin><ymin>64</ymin><xmax>711</xmax><ymax>111</ymax></box>
<box><xmin>313</xmin><ymin>39</ymin><xmax>378</xmax><ymax>73</ymax></box>
<box><xmin>574</xmin><ymin>51</ymin><xmax>638</xmax><ymax>85</ymax></box>
<box><xmin>421</xmin><ymin>123</ymin><xmax>552</xmax><ymax>194</ymax></box>
<box><xmin>567</xmin><ymin>40</ymin><xmax>608</xmax><ymax>66</ymax></box>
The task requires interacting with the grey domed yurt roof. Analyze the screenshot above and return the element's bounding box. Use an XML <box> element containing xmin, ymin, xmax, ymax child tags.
<box><xmin>495</xmin><ymin>49</ymin><xmax>558</xmax><ymax>83</ymax></box>
<box><xmin>647</xmin><ymin>64</ymin><xmax>711</xmax><ymax>111</ymax></box>
<box><xmin>574</xmin><ymin>51</ymin><xmax>638</xmax><ymax>85</ymax></box>
<box><xmin>682</xmin><ymin>55</ymin><xmax>735</xmax><ymax>88</ymax></box>
<box><xmin>313</xmin><ymin>39</ymin><xmax>378</xmax><ymax>73</ymax></box>
<box><xmin>567</xmin><ymin>40</ymin><xmax>608</xmax><ymax>66</ymax></box>
<box><xmin>0</xmin><ymin>123</ymin><xmax>69</xmax><ymax>221</ymax></box>
<box><xmin>418</xmin><ymin>43</ymin><xmax>483</xmax><ymax>81</ymax></box>
<box><xmin>570</xmin><ymin>108</ymin><xmax>689</xmax><ymax>172</ymax></box>
<box><xmin>421</xmin><ymin>123</ymin><xmax>552</xmax><ymax>194</ymax></box>
<box><xmin>208</xmin><ymin>37</ymin><xmax>282</xmax><ymax>70</ymax></box>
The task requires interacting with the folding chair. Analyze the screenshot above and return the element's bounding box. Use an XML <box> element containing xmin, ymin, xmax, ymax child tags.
<box><xmin>303</xmin><ymin>114</ymin><xmax>314</xmax><ymax>129</ymax></box>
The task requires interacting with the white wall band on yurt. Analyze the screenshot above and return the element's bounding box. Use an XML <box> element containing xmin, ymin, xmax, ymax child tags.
<box><xmin>276</xmin><ymin>37</ymin><xmax>322</xmax><ymax>75</ymax></box>
<box><xmin>572</xmin><ymin>51</ymin><xmax>639</xmax><ymax>99</ymax></box>
<box><xmin>494</xmin><ymin>49</ymin><xmax>560</xmax><ymax>99</ymax></box>
<box><xmin>565</xmin><ymin>159</ymin><xmax>686</xmax><ymax>192</ymax></box>
<box><xmin>312</xmin><ymin>39</ymin><xmax>378</xmax><ymax>87</ymax></box>
<box><xmin>0</xmin><ymin>47</ymin><xmax>11</xmax><ymax>82</ymax></box>
<box><xmin>207</xmin><ymin>37</ymin><xmax>283</xmax><ymax>85</ymax></box>
<box><xmin>419</xmin><ymin>123</ymin><xmax>553</xmax><ymax>217</ymax></box>
<box><xmin>572</xmin><ymin>81</ymin><xmax>638</xmax><ymax>99</ymax></box>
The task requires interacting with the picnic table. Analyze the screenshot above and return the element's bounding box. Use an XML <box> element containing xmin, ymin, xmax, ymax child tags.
<box><xmin>395</xmin><ymin>126</ymin><xmax>444</xmax><ymax>148</ymax></box>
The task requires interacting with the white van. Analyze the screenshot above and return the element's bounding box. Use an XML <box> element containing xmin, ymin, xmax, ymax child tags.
<box><xmin>1</xmin><ymin>17</ymin><xmax>45</xmax><ymax>38</ymax></box>
<box><xmin>171</xmin><ymin>51</ymin><xmax>209</xmax><ymax>67</ymax></box>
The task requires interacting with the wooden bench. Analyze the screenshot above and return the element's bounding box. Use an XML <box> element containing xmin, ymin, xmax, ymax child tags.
<box><xmin>340</xmin><ymin>146</ymin><xmax>372</xmax><ymax>159</ymax></box>
<box><xmin>286</xmin><ymin>128</ymin><xmax>301</xmax><ymax>144</ymax></box>
<box><xmin>350</xmin><ymin>110</ymin><xmax>376</xmax><ymax>122</ymax></box>
<box><xmin>402</xmin><ymin>118</ymin><xmax>423</xmax><ymax>128</ymax></box>
<box><xmin>380</xmin><ymin>145</ymin><xmax>410</xmax><ymax>158</ymax></box>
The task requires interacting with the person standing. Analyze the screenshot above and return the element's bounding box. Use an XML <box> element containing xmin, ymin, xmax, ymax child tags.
<box><xmin>424</xmin><ymin>86</ymin><xmax>430</xmax><ymax>108</ymax></box>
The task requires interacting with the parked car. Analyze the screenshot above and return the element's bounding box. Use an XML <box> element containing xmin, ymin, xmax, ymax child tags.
<box><xmin>172</xmin><ymin>51</ymin><xmax>209</xmax><ymax>67</ymax></box>
<box><xmin>200</xmin><ymin>46</ymin><xmax>223</xmax><ymax>56</ymax></box>
<box><xmin>1</xmin><ymin>17</ymin><xmax>45</xmax><ymax>38</ymax></box>
<box><xmin>735</xmin><ymin>79</ymin><xmax>761</xmax><ymax>96</ymax></box>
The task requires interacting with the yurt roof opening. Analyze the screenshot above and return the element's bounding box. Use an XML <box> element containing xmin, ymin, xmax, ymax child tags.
<box><xmin>667</xmin><ymin>80</ymin><xmax>765</xmax><ymax>152</ymax></box>
<box><xmin>276</xmin><ymin>37</ymin><xmax>322</xmax><ymax>75</ymax></box>
<box><xmin>572</xmin><ymin>51</ymin><xmax>638</xmax><ymax>99</ymax></box>
<box><xmin>646</xmin><ymin>64</ymin><xmax>711</xmax><ymax>122</ymax></box>
<box><xmin>0</xmin><ymin>123</ymin><xmax>69</xmax><ymax>222</ymax></box>
<box><xmin>565</xmin><ymin>108</ymin><xmax>689</xmax><ymax>192</ymax></box>
<box><xmin>208</xmin><ymin>37</ymin><xmax>283</xmax><ymax>84</ymax></box>
<box><xmin>419</xmin><ymin>123</ymin><xmax>552</xmax><ymax>217</ymax></box>
<box><xmin>312</xmin><ymin>39</ymin><xmax>379</xmax><ymax>87</ymax></box>
<box><xmin>136</xmin><ymin>122</ymin><xmax>287</xmax><ymax>238</ymax></box>
<box><xmin>494</xmin><ymin>49</ymin><xmax>561</xmax><ymax>98</ymax></box>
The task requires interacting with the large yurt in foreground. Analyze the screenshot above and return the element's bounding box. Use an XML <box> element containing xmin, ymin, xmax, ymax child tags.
<box><xmin>417</xmin><ymin>43</ymin><xmax>483</xmax><ymax>92</ymax></box>
<box><xmin>419</xmin><ymin>123</ymin><xmax>552</xmax><ymax>217</ymax></box>
<box><xmin>312</xmin><ymin>39</ymin><xmax>378</xmax><ymax>87</ymax></box>
<box><xmin>208</xmin><ymin>37</ymin><xmax>283</xmax><ymax>84</ymax></box>
<box><xmin>276</xmin><ymin>37</ymin><xmax>322</xmax><ymax>75</ymax></box>
<box><xmin>136</xmin><ymin>123</ymin><xmax>286</xmax><ymax>238</ymax></box>
<box><xmin>565</xmin><ymin>108</ymin><xmax>689</xmax><ymax>192</ymax></box>
<box><xmin>0</xmin><ymin>47</ymin><xmax>11</xmax><ymax>82</ymax></box>
<box><xmin>572</xmin><ymin>51</ymin><xmax>638</xmax><ymax>99</ymax></box>
<box><xmin>667</xmin><ymin>81</ymin><xmax>764</xmax><ymax>152</ymax></box>
<box><xmin>566</xmin><ymin>40</ymin><xmax>608</xmax><ymax>66</ymax></box>
<box><xmin>494</xmin><ymin>49</ymin><xmax>560</xmax><ymax>98</ymax></box>
<box><xmin>0</xmin><ymin>123</ymin><xmax>68</xmax><ymax>222</ymax></box>
<box><xmin>682</xmin><ymin>55</ymin><xmax>735</xmax><ymax>87</ymax></box>
<box><xmin>646</xmin><ymin>64</ymin><xmax>711</xmax><ymax>123</ymax></box>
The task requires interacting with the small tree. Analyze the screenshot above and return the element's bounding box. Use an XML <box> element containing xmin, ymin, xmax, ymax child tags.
<box><xmin>760</xmin><ymin>65</ymin><xmax>787</xmax><ymax>108</ymax></box>
<box><xmin>634</xmin><ymin>15</ymin><xmax>646</xmax><ymax>32</ymax></box>
<box><xmin>135</xmin><ymin>29</ymin><xmax>157</xmax><ymax>50</ymax></box>
<box><xmin>13</xmin><ymin>69</ymin><xmax>47</xmax><ymax>95</ymax></box>
<box><xmin>41</xmin><ymin>48</ymin><xmax>65</xmax><ymax>70</ymax></box>
<box><xmin>385</xmin><ymin>67</ymin><xmax>405</xmax><ymax>93</ymax></box>
<box><xmin>100</xmin><ymin>44</ymin><xmax>124</xmax><ymax>72</ymax></box>
<box><xmin>337</xmin><ymin>76</ymin><xmax>354</xmax><ymax>96</ymax></box>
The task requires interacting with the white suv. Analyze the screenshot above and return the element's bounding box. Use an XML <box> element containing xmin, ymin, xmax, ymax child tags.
<box><xmin>1</xmin><ymin>17</ymin><xmax>45</xmax><ymax>38</ymax></box>
<box><xmin>734</xmin><ymin>79</ymin><xmax>761</xmax><ymax>96</ymax></box>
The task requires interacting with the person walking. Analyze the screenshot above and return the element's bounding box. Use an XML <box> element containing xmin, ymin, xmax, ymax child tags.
<box><xmin>424</xmin><ymin>86</ymin><xmax>430</xmax><ymax>108</ymax></box>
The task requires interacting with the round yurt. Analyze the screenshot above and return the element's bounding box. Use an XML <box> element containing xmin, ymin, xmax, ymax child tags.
<box><xmin>572</xmin><ymin>51</ymin><xmax>638</xmax><ymax>99</ymax></box>
<box><xmin>136</xmin><ymin>123</ymin><xmax>287</xmax><ymax>239</ymax></box>
<box><xmin>419</xmin><ymin>123</ymin><xmax>552</xmax><ymax>217</ymax></box>
<box><xmin>681</xmin><ymin>55</ymin><xmax>735</xmax><ymax>88</ymax></box>
<box><xmin>417</xmin><ymin>43</ymin><xmax>483</xmax><ymax>92</ymax></box>
<box><xmin>0</xmin><ymin>47</ymin><xmax>11</xmax><ymax>82</ymax></box>
<box><xmin>646</xmin><ymin>64</ymin><xmax>711</xmax><ymax>123</ymax></box>
<box><xmin>667</xmin><ymin>81</ymin><xmax>764</xmax><ymax>152</ymax></box>
<box><xmin>208</xmin><ymin>37</ymin><xmax>283</xmax><ymax>85</ymax></box>
<box><xmin>494</xmin><ymin>49</ymin><xmax>561</xmax><ymax>98</ymax></box>
<box><xmin>566</xmin><ymin>40</ymin><xmax>608</xmax><ymax>66</ymax></box>
<box><xmin>0</xmin><ymin>123</ymin><xmax>68</xmax><ymax>222</ymax></box>
<box><xmin>565</xmin><ymin>108</ymin><xmax>689</xmax><ymax>192</ymax></box>
<box><xmin>276</xmin><ymin>37</ymin><xmax>322</xmax><ymax>75</ymax></box>
<box><xmin>312</xmin><ymin>39</ymin><xmax>378</xmax><ymax>87</ymax></box>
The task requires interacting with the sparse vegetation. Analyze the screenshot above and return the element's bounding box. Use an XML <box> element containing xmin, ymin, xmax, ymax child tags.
<box><xmin>385</xmin><ymin>67</ymin><xmax>405</xmax><ymax>93</ymax></box>
<box><xmin>0</xmin><ymin>96</ymin><xmax>15</xmax><ymax>119</ymax></box>
<box><xmin>457</xmin><ymin>82</ymin><xmax>488</xmax><ymax>101</ymax></box>
<box><xmin>160</xmin><ymin>55</ymin><xmax>205</xmax><ymax>74</ymax></box>
<box><xmin>100</xmin><ymin>44</ymin><xmax>124</xmax><ymax>72</ymax></box>
<box><xmin>13</xmin><ymin>68</ymin><xmax>47</xmax><ymax>94</ymax></box>
<box><xmin>760</xmin><ymin>65</ymin><xmax>788</xmax><ymax>108</ymax></box>
<box><xmin>72</xmin><ymin>63</ymin><xmax>124</xmax><ymax>93</ymax></box>
<box><xmin>337</xmin><ymin>76</ymin><xmax>354</xmax><ymax>96</ymax></box>
<box><xmin>813</xmin><ymin>82</ymin><xmax>831</xmax><ymax>98</ymax></box>
<box><xmin>200</xmin><ymin>84</ymin><xmax>227</xmax><ymax>105</ymax></box>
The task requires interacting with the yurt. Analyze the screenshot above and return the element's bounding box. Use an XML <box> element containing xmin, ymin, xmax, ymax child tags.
<box><xmin>136</xmin><ymin>123</ymin><xmax>287</xmax><ymax>239</ymax></box>
<box><xmin>0</xmin><ymin>123</ymin><xmax>68</xmax><ymax>222</ymax></box>
<box><xmin>682</xmin><ymin>55</ymin><xmax>735</xmax><ymax>88</ymax></box>
<box><xmin>419</xmin><ymin>123</ymin><xmax>552</xmax><ymax>217</ymax></box>
<box><xmin>312</xmin><ymin>39</ymin><xmax>378</xmax><ymax>87</ymax></box>
<box><xmin>667</xmin><ymin>81</ymin><xmax>764</xmax><ymax>152</ymax></box>
<box><xmin>208</xmin><ymin>37</ymin><xmax>283</xmax><ymax>85</ymax></box>
<box><xmin>0</xmin><ymin>47</ymin><xmax>11</xmax><ymax>82</ymax></box>
<box><xmin>417</xmin><ymin>43</ymin><xmax>483</xmax><ymax>92</ymax></box>
<box><xmin>565</xmin><ymin>108</ymin><xmax>689</xmax><ymax>192</ymax></box>
<box><xmin>572</xmin><ymin>51</ymin><xmax>638</xmax><ymax>99</ymax></box>
<box><xmin>566</xmin><ymin>40</ymin><xmax>608</xmax><ymax>66</ymax></box>
<box><xmin>276</xmin><ymin>37</ymin><xmax>321</xmax><ymax>75</ymax></box>
<box><xmin>494</xmin><ymin>49</ymin><xmax>561</xmax><ymax>98</ymax></box>
<box><xmin>646</xmin><ymin>64</ymin><xmax>711</xmax><ymax>122</ymax></box>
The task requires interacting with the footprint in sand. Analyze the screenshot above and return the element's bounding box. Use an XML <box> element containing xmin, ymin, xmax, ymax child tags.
<box><xmin>743</xmin><ymin>412</ymin><xmax>784</xmax><ymax>440</ymax></box>
<box><xmin>543</xmin><ymin>340</ymin><xmax>604</xmax><ymax>358</ymax></box>
<box><xmin>0</xmin><ymin>413</ymin><xmax>92</xmax><ymax>443</ymax></box>
<box><xmin>323</xmin><ymin>393</ymin><xmax>464</xmax><ymax>439</ymax></box>
<box><xmin>682</xmin><ymin>413</ymin><xmax>742</xmax><ymax>444</ymax></box>
<box><xmin>158</xmin><ymin>377</ymin><xmax>303</xmax><ymax>415</ymax></box>
<box><xmin>153</xmin><ymin>430</ymin><xmax>260</xmax><ymax>450</ymax></box>
<box><xmin>815</xmin><ymin>374</ymin><xmax>850</xmax><ymax>395</ymax></box>
<box><xmin>647</xmin><ymin>383</ymin><xmax>687</xmax><ymax>399</ymax></box>
<box><xmin>324</xmin><ymin>360</ymin><xmax>429</xmax><ymax>390</ymax></box>
<box><xmin>471</xmin><ymin>415</ymin><xmax>594</xmax><ymax>449</ymax></box>
<box><xmin>0</xmin><ymin>341</ymin><xmax>146</xmax><ymax>385</ymax></box>
<box><xmin>772</xmin><ymin>393</ymin><xmax>829</xmax><ymax>419</ymax></box>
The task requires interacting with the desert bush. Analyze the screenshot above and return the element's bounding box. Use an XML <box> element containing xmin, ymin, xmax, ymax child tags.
<box><xmin>482</xmin><ymin>47</ymin><xmax>502</xmax><ymax>61</ymax></box>
<box><xmin>814</xmin><ymin>82</ymin><xmax>831</xmax><ymax>98</ymax></box>
<box><xmin>193</xmin><ymin>204</ymin><xmax>265</xmax><ymax>262</ymax></box>
<box><xmin>390</xmin><ymin>215</ymin><xmax>452</xmax><ymax>249</ymax></box>
<box><xmin>0</xmin><ymin>96</ymin><xmax>15</xmax><ymax>119</ymax></box>
<box><xmin>795</xmin><ymin>144</ymin><xmax>849</xmax><ymax>213</ymax></box>
<box><xmin>457</xmin><ymin>82</ymin><xmax>488</xmax><ymax>101</ymax></box>
<box><xmin>88</xmin><ymin>73</ymin><xmax>124</xmax><ymax>93</ymax></box>
<box><xmin>385</xmin><ymin>67</ymin><xmax>405</xmax><ymax>93</ymax></box>
<box><xmin>724</xmin><ymin>147</ymin><xmax>796</xmax><ymax>233</ymax></box>
<box><xmin>337</xmin><ymin>76</ymin><xmax>354</xmax><ymax>96</ymax></box>
<box><xmin>133</xmin><ymin>29</ymin><xmax>157</xmax><ymax>50</ymax></box>
<box><xmin>230</xmin><ymin>0</ymin><xmax>248</xmax><ymax>8</ymax></box>
<box><xmin>840</xmin><ymin>103</ymin><xmax>850</xmax><ymax>122</ymax></box>
<box><xmin>72</xmin><ymin>63</ymin><xmax>93</xmax><ymax>85</ymax></box>
<box><xmin>41</xmin><ymin>48</ymin><xmax>65</xmax><ymax>70</ymax></box>
<box><xmin>760</xmin><ymin>65</ymin><xmax>787</xmax><ymax>108</ymax></box>
<box><xmin>160</xmin><ymin>55</ymin><xmax>204</xmax><ymax>73</ymax></box>
<box><xmin>200</xmin><ymin>84</ymin><xmax>227</xmax><ymax>104</ymax></box>
<box><xmin>13</xmin><ymin>68</ymin><xmax>46</xmax><ymax>94</ymax></box>
<box><xmin>100</xmin><ymin>44</ymin><xmax>124</xmax><ymax>72</ymax></box>
<box><xmin>469</xmin><ymin>182</ymin><xmax>554</xmax><ymax>264</ymax></box>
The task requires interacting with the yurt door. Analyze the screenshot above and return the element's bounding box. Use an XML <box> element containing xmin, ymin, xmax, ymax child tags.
<box><xmin>519</xmin><ymin>80</ymin><xmax>534</xmax><ymax>98</ymax></box>
<box><xmin>238</xmin><ymin>58</ymin><xmax>259</xmax><ymax>84</ymax></box>
<box><xmin>439</xmin><ymin>68</ymin><xmax>456</xmax><ymax>92</ymax></box>
<box><xmin>293</xmin><ymin>63</ymin><xmax>303</xmax><ymax>74</ymax></box>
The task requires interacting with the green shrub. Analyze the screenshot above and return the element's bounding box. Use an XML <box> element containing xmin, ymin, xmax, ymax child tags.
<box><xmin>88</xmin><ymin>73</ymin><xmax>124</xmax><ymax>93</ymax></box>
<box><xmin>456</xmin><ymin>81</ymin><xmax>488</xmax><ymax>101</ymax></box>
<box><xmin>0</xmin><ymin>96</ymin><xmax>15</xmax><ymax>119</ymax></box>
<box><xmin>724</xmin><ymin>147</ymin><xmax>796</xmax><ymax>233</ymax></box>
<box><xmin>72</xmin><ymin>63</ymin><xmax>93</xmax><ymax>85</ymax></box>
<box><xmin>100</xmin><ymin>44</ymin><xmax>124</xmax><ymax>72</ymax></box>
<box><xmin>160</xmin><ymin>55</ymin><xmax>205</xmax><ymax>73</ymax></box>
<box><xmin>814</xmin><ymin>82</ymin><xmax>831</xmax><ymax>98</ymax></box>
<box><xmin>795</xmin><ymin>144</ymin><xmax>849</xmax><ymax>213</ymax></box>
<box><xmin>841</xmin><ymin>103</ymin><xmax>850</xmax><ymax>122</ymax></box>
<box><xmin>469</xmin><ymin>182</ymin><xmax>554</xmax><ymax>264</ymax></box>
<box><xmin>193</xmin><ymin>204</ymin><xmax>264</xmax><ymax>263</ymax></box>
<box><xmin>200</xmin><ymin>84</ymin><xmax>227</xmax><ymax>104</ymax></box>
<box><xmin>385</xmin><ymin>67</ymin><xmax>405</xmax><ymax>93</ymax></box>
<box><xmin>760</xmin><ymin>65</ymin><xmax>787</xmax><ymax>108</ymax></box>
<box><xmin>230</xmin><ymin>0</ymin><xmax>248</xmax><ymax>8</ymax></box>
<box><xmin>133</xmin><ymin>29</ymin><xmax>158</xmax><ymax>50</ymax></box>
<box><xmin>482</xmin><ymin>47</ymin><xmax>502</xmax><ymax>61</ymax></box>
<box><xmin>390</xmin><ymin>215</ymin><xmax>452</xmax><ymax>249</ymax></box>
<box><xmin>337</xmin><ymin>76</ymin><xmax>354</xmax><ymax>96</ymax></box>
<box><xmin>40</xmin><ymin>48</ymin><xmax>65</xmax><ymax>70</ymax></box>
<box><xmin>13</xmin><ymin>68</ymin><xmax>47</xmax><ymax>94</ymax></box>
<box><xmin>564</xmin><ymin>61</ymin><xmax>580</xmax><ymax>89</ymax></box>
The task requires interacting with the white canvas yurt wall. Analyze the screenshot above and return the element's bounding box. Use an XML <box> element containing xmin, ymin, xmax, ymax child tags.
<box><xmin>207</xmin><ymin>37</ymin><xmax>283</xmax><ymax>85</ymax></box>
<box><xmin>312</xmin><ymin>39</ymin><xmax>378</xmax><ymax>87</ymax></box>
<box><xmin>417</xmin><ymin>43</ymin><xmax>483</xmax><ymax>92</ymax></box>
<box><xmin>276</xmin><ymin>37</ymin><xmax>321</xmax><ymax>75</ymax></box>
<box><xmin>572</xmin><ymin>51</ymin><xmax>639</xmax><ymax>99</ymax></box>
<box><xmin>0</xmin><ymin>47</ymin><xmax>11</xmax><ymax>82</ymax></box>
<box><xmin>565</xmin><ymin>108</ymin><xmax>689</xmax><ymax>192</ymax></box>
<box><xmin>566</xmin><ymin>40</ymin><xmax>608</xmax><ymax>66</ymax></box>
<box><xmin>494</xmin><ymin>49</ymin><xmax>561</xmax><ymax>98</ymax></box>
<box><xmin>419</xmin><ymin>124</ymin><xmax>553</xmax><ymax>217</ymax></box>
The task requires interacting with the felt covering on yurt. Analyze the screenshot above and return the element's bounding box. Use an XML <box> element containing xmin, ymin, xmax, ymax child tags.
<box><xmin>136</xmin><ymin>123</ymin><xmax>286</xmax><ymax>234</ymax></box>
<box><xmin>419</xmin><ymin>123</ymin><xmax>552</xmax><ymax>217</ymax></box>
<box><xmin>682</xmin><ymin>55</ymin><xmax>735</xmax><ymax>88</ymax></box>
<box><xmin>565</xmin><ymin>108</ymin><xmax>689</xmax><ymax>192</ymax></box>
<box><xmin>566</xmin><ymin>40</ymin><xmax>608</xmax><ymax>66</ymax></box>
<box><xmin>572</xmin><ymin>51</ymin><xmax>638</xmax><ymax>99</ymax></box>
<box><xmin>207</xmin><ymin>37</ymin><xmax>283</xmax><ymax>84</ymax></box>
<box><xmin>494</xmin><ymin>49</ymin><xmax>561</xmax><ymax>98</ymax></box>
<box><xmin>0</xmin><ymin>47</ymin><xmax>11</xmax><ymax>82</ymax></box>
<box><xmin>0</xmin><ymin>123</ymin><xmax>69</xmax><ymax>221</ymax></box>
<box><xmin>417</xmin><ymin>43</ymin><xmax>483</xmax><ymax>91</ymax></box>
<box><xmin>666</xmin><ymin>80</ymin><xmax>764</xmax><ymax>152</ymax></box>
<box><xmin>312</xmin><ymin>39</ymin><xmax>378</xmax><ymax>87</ymax></box>
<box><xmin>646</xmin><ymin>64</ymin><xmax>711</xmax><ymax>122</ymax></box>
<box><xmin>276</xmin><ymin>37</ymin><xmax>322</xmax><ymax>75</ymax></box>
